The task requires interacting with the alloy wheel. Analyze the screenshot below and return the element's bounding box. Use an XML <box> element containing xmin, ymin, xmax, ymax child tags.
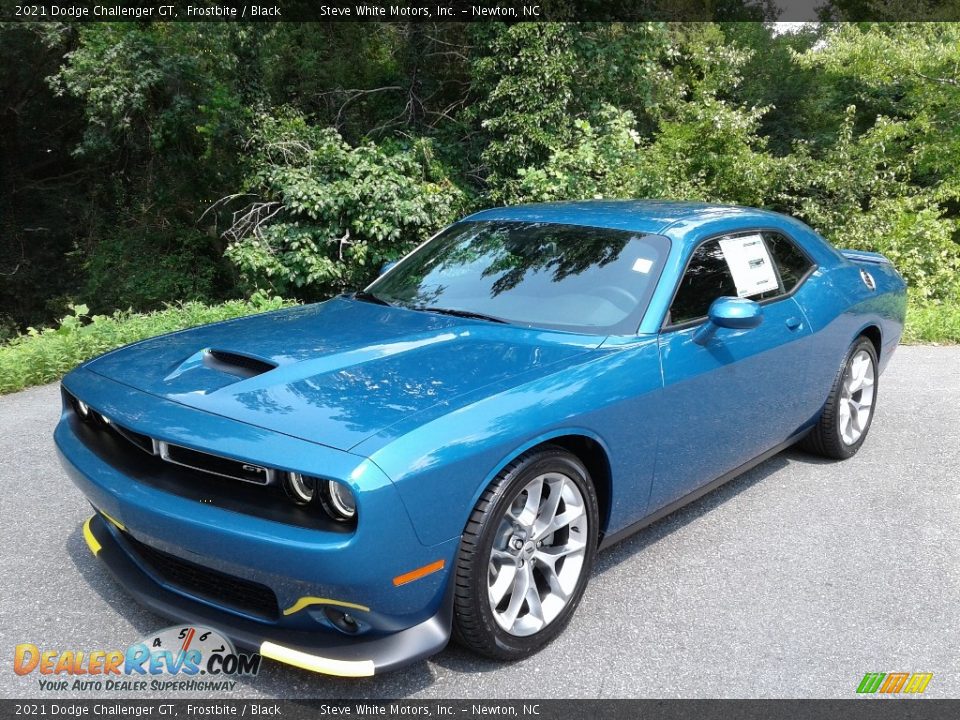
<box><xmin>486</xmin><ymin>472</ymin><xmax>588</xmax><ymax>637</ymax></box>
<box><xmin>839</xmin><ymin>349</ymin><xmax>875</xmax><ymax>445</ymax></box>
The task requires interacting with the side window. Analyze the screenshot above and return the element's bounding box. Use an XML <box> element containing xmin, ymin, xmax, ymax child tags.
<box><xmin>667</xmin><ymin>239</ymin><xmax>737</xmax><ymax>325</ymax></box>
<box><xmin>668</xmin><ymin>230</ymin><xmax>814</xmax><ymax>326</ymax></box>
<box><xmin>763</xmin><ymin>231</ymin><xmax>814</xmax><ymax>292</ymax></box>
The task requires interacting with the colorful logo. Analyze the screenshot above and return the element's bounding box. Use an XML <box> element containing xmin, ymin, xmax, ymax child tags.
<box><xmin>856</xmin><ymin>672</ymin><xmax>933</xmax><ymax>695</ymax></box>
<box><xmin>14</xmin><ymin>626</ymin><xmax>260</xmax><ymax>691</ymax></box>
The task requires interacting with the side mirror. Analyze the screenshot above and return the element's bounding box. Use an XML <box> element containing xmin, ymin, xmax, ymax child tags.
<box><xmin>694</xmin><ymin>297</ymin><xmax>763</xmax><ymax>345</ymax></box>
<box><xmin>380</xmin><ymin>260</ymin><xmax>398</xmax><ymax>276</ymax></box>
<box><xmin>708</xmin><ymin>296</ymin><xmax>763</xmax><ymax>330</ymax></box>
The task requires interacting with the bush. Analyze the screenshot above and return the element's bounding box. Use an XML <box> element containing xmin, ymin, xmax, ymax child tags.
<box><xmin>903</xmin><ymin>293</ymin><xmax>960</xmax><ymax>345</ymax></box>
<box><xmin>82</xmin><ymin>226</ymin><xmax>228</xmax><ymax>314</ymax></box>
<box><xmin>514</xmin><ymin>108</ymin><xmax>649</xmax><ymax>202</ymax></box>
<box><xmin>223</xmin><ymin>111</ymin><xmax>466</xmax><ymax>299</ymax></box>
<box><xmin>780</xmin><ymin>110</ymin><xmax>960</xmax><ymax>302</ymax></box>
<box><xmin>514</xmin><ymin>100</ymin><xmax>778</xmax><ymax>207</ymax></box>
<box><xmin>0</xmin><ymin>293</ymin><xmax>296</xmax><ymax>395</ymax></box>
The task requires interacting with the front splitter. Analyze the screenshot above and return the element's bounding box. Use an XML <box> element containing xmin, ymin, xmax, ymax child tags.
<box><xmin>81</xmin><ymin>513</ymin><xmax>453</xmax><ymax>677</ymax></box>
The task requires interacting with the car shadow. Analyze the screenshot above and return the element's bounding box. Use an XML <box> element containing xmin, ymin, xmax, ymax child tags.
<box><xmin>593</xmin><ymin>447</ymin><xmax>829</xmax><ymax>575</ymax></box>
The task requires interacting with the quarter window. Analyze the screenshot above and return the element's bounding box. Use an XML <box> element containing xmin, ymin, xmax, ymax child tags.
<box><xmin>764</xmin><ymin>231</ymin><xmax>814</xmax><ymax>292</ymax></box>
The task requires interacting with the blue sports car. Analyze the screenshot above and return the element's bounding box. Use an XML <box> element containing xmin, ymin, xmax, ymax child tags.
<box><xmin>56</xmin><ymin>201</ymin><xmax>906</xmax><ymax>676</ymax></box>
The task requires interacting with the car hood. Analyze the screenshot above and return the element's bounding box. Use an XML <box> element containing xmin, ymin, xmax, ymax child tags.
<box><xmin>85</xmin><ymin>298</ymin><xmax>601</xmax><ymax>450</ymax></box>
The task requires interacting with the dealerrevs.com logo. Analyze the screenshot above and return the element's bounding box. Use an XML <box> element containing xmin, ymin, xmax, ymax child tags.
<box><xmin>14</xmin><ymin>626</ymin><xmax>260</xmax><ymax>692</ymax></box>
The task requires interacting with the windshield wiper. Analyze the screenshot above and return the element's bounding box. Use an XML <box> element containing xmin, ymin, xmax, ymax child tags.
<box><xmin>410</xmin><ymin>306</ymin><xmax>509</xmax><ymax>324</ymax></box>
<box><xmin>350</xmin><ymin>290</ymin><xmax>393</xmax><ymax>306</ymax></box>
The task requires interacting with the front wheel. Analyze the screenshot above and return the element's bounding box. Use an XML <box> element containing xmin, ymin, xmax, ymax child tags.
<box><xmin>452</xmin><ymin>446</ymin><xmax>599</xmax><ymax>660</ymax></box>
<box><xmin>802</xmin><ymin>336</ymin><xmax>879</xmax><ymax>459</ymax></box>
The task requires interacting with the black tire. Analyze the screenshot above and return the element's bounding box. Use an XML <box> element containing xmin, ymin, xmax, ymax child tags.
<box><xmin>452</xmin><ymin>446</ymin><xmax>599</xmax><ymax>660</ymax></box>
<box><xmin>802</xmin><ymin>336</ymin><xmax>879</xmax><ymax>459</ymax></box>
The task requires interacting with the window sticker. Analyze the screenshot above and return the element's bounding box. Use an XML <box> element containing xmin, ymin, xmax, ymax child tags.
<box><xmin>632</xmin><ymin>257</ymin><xmax>654</xmax><ymax>274</ymax></box>
<box><xmin>718</xmin><ymin>234</ymin><xmax>779</xmax><ymax>297</ymax></box>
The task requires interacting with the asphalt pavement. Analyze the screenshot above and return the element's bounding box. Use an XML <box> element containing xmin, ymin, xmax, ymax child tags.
<box><xmin>1</xmin><ymin>345</ymin><xmax>958</xmax><ymax>699</ymax></box>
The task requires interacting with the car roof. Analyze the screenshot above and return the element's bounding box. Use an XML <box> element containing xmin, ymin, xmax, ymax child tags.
<box><xmin>462</xmin><ymin>200</ymin><xmax>791</xmax><ymax>238</ymax></box>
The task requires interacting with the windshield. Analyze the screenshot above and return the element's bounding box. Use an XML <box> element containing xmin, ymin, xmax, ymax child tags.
<box><xmin>366</xmin><ymin>221</ymin><xmax>670</xmax><ymax>334</ymax></box>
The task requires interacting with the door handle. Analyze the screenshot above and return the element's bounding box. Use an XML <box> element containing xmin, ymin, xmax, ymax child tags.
<box><xmin>785</xmin><ymin>316</ymin><xmax>802</xmax><ymax>330</ymax></box>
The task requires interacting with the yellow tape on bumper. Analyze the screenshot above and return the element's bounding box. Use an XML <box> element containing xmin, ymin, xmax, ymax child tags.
<box><xmin>282</xmin><ymin>596</ymin><xmax>370</xmax><ymax>616</ymax></box>
<box><xmin>259</xmin><ymin>641</ymin><xmax>374</xmax><ymax>677</ymax></box>
<box><xmin>82</xmin><ymin>517</ymin><xmax>101</xmax><ymax>556</ymax></box>
<box><xmin>99</xmin><ymin>509</ymin><xmax>125</xmax><ymax>531</ymax></box>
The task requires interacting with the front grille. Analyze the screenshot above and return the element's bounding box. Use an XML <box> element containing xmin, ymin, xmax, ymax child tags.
<box><xmin>159</xmin><ymin>442</ymin><xmax>274</xmax><ymax>485</ymax></box>
<box><xmin>122</xmin><ymin>530</ymin><xmax>280</xmax><ymax>621</ymax></box>
<box><xmin>65</xmin><ymin>388</ymin><xmax>276</xmax><ymax>487</ymax></box>
<box><xmin>112</xmin><ymin>424</ymin><xmax>155</xmax><ymax>455</ymax></box>
<box><xmin>62</xmin><ymin>387</ymin><xmax>355</xmax><ymax>533</ymax></box>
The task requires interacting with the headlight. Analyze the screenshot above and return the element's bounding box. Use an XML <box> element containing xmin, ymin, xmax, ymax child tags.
<box><xmin>323</xmin><ymin>480</ymin><xmax>356</xmax><ymax>521</ymax></box>
<box><xmin>283</xmin><ymin>472</ymin><xmax>316</xmax><ymax>505</ymax></box>
<box><xmin>284</xmin><ymin>473</ymin><xmax>356</xmax><ymax>522</ymax></box>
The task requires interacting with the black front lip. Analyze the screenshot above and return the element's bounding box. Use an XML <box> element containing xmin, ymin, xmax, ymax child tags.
<box><xmin>83</xmin><ymin>513</ymin><xmax>453</xmax><ymax>676</ymax></box>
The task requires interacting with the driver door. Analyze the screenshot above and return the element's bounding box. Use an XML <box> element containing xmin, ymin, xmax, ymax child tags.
<box><xmin>649</xmin><ymin>232</ymin><xmax>814</xmax><ymax>512</ymax></box>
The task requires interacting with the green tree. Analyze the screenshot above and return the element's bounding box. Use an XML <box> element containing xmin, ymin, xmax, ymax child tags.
<box><xmin>785</xmin><ymin>24</ymin><xmax>960</xmax><ymax>300</ymax></box>
<box><xmin>794</xmin><ymin>23</ymin><xmax>960</xmax><ymax>202</ymax></box>
<box><xmin>509</xmin><ymin>24</ymin><xmax>779</xmax><ymax>206</ymax></box>
<box><xmin>0</xmin><ymin>24</ymin><xmax>85</xmax><ymax>335</ymax></box>
<box><xmin>464</xmin><ymin>22</ymin><xmax>671</xmax><ymax>201</ymax></box>
<box><xmin>3</xmin><ymin>20</ymin><xmax>959</xmax><ymax>344</ymax></box>
<box><xmin>49</xmin><ymin>23</ymin><xmax>253</xmax><ymax>313</ymax></box>
<box><xmin>223</xmin><ymin>110</ymin><xmax>466</xmax><ymax>297</ymax></box>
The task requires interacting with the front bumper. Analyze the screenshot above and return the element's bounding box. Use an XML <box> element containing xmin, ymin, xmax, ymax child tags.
<box><xmin>82</xmin><ymin>513</ymin><xmax>453</xmax><ymax>676</ymax></box>
<box><xmin>57</xmin><ymin>368</ymin><xmax>459</xmax><ymax>676</ymax></box>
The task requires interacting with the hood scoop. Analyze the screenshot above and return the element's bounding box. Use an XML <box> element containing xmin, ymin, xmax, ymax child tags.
<box><xmin>203</xmin><ymin>349</ymin><xmax>277</xmax><ymax>379</ymax></box>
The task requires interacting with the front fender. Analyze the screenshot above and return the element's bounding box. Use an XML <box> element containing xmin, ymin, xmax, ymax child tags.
<box><xmin>356</xmin><ymin>338</ymin><xmax>663</xmax><ymax>546</ymax></box>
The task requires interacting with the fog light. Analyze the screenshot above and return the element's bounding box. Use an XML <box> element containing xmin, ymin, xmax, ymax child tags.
<box><xmin>323</xmin><ymin>607</ymin><xmax>360</xmax><ymax>634</ymax></box>
<box><xmin>325</xmin><ymin>481</ymin><xmax>356</xmax><ymax>520</ymax></box>
<box><xmin>283</xmin><ymin>472</ymin><xmax>316</xmax><ymax>504</ymax></box>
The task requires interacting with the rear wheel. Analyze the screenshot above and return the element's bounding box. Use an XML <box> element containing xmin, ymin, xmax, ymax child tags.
<box><xmin>803</xmin><ymin>336</ymin><xmax>879</xmax><ymax>459</ymax></box>
<box><xmin>452</xmin><ymin>446</ymin><xmax>599</xmax><ymax>660</ymax></box>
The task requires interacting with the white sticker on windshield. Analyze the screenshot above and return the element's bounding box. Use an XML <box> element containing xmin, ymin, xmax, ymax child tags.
<box><xmin>718</xmin><ymin>234</ymin><xmax>778</xmax><ymax>297</ymax></box>
<box><xmin>632</xmin><ymin>257</ymin><xmax>654</xmax><ymax>274</ymax></box>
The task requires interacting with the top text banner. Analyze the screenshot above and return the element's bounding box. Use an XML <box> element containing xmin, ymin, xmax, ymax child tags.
<box><xmin>3</xmin><ymin>0</ymin><xmax>959</xmax><ymax>22</ymax></box>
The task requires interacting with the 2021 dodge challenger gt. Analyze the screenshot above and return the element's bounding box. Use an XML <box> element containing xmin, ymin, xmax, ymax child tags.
<box><xmin>56</xmin><ymin>201</ymin><xmax>907</xmax><ymax>677</ymax></box>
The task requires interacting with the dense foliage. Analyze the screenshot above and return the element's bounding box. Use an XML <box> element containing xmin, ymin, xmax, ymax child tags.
<box><xmin>222</xmin><ymin>111</ymin><xmax>465</xmax><ymax>297</ymax></box>
<box><xmin>2</xmin><ymin>21</ymin><xmax>959</xmax><ymax>351</ymax></box>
